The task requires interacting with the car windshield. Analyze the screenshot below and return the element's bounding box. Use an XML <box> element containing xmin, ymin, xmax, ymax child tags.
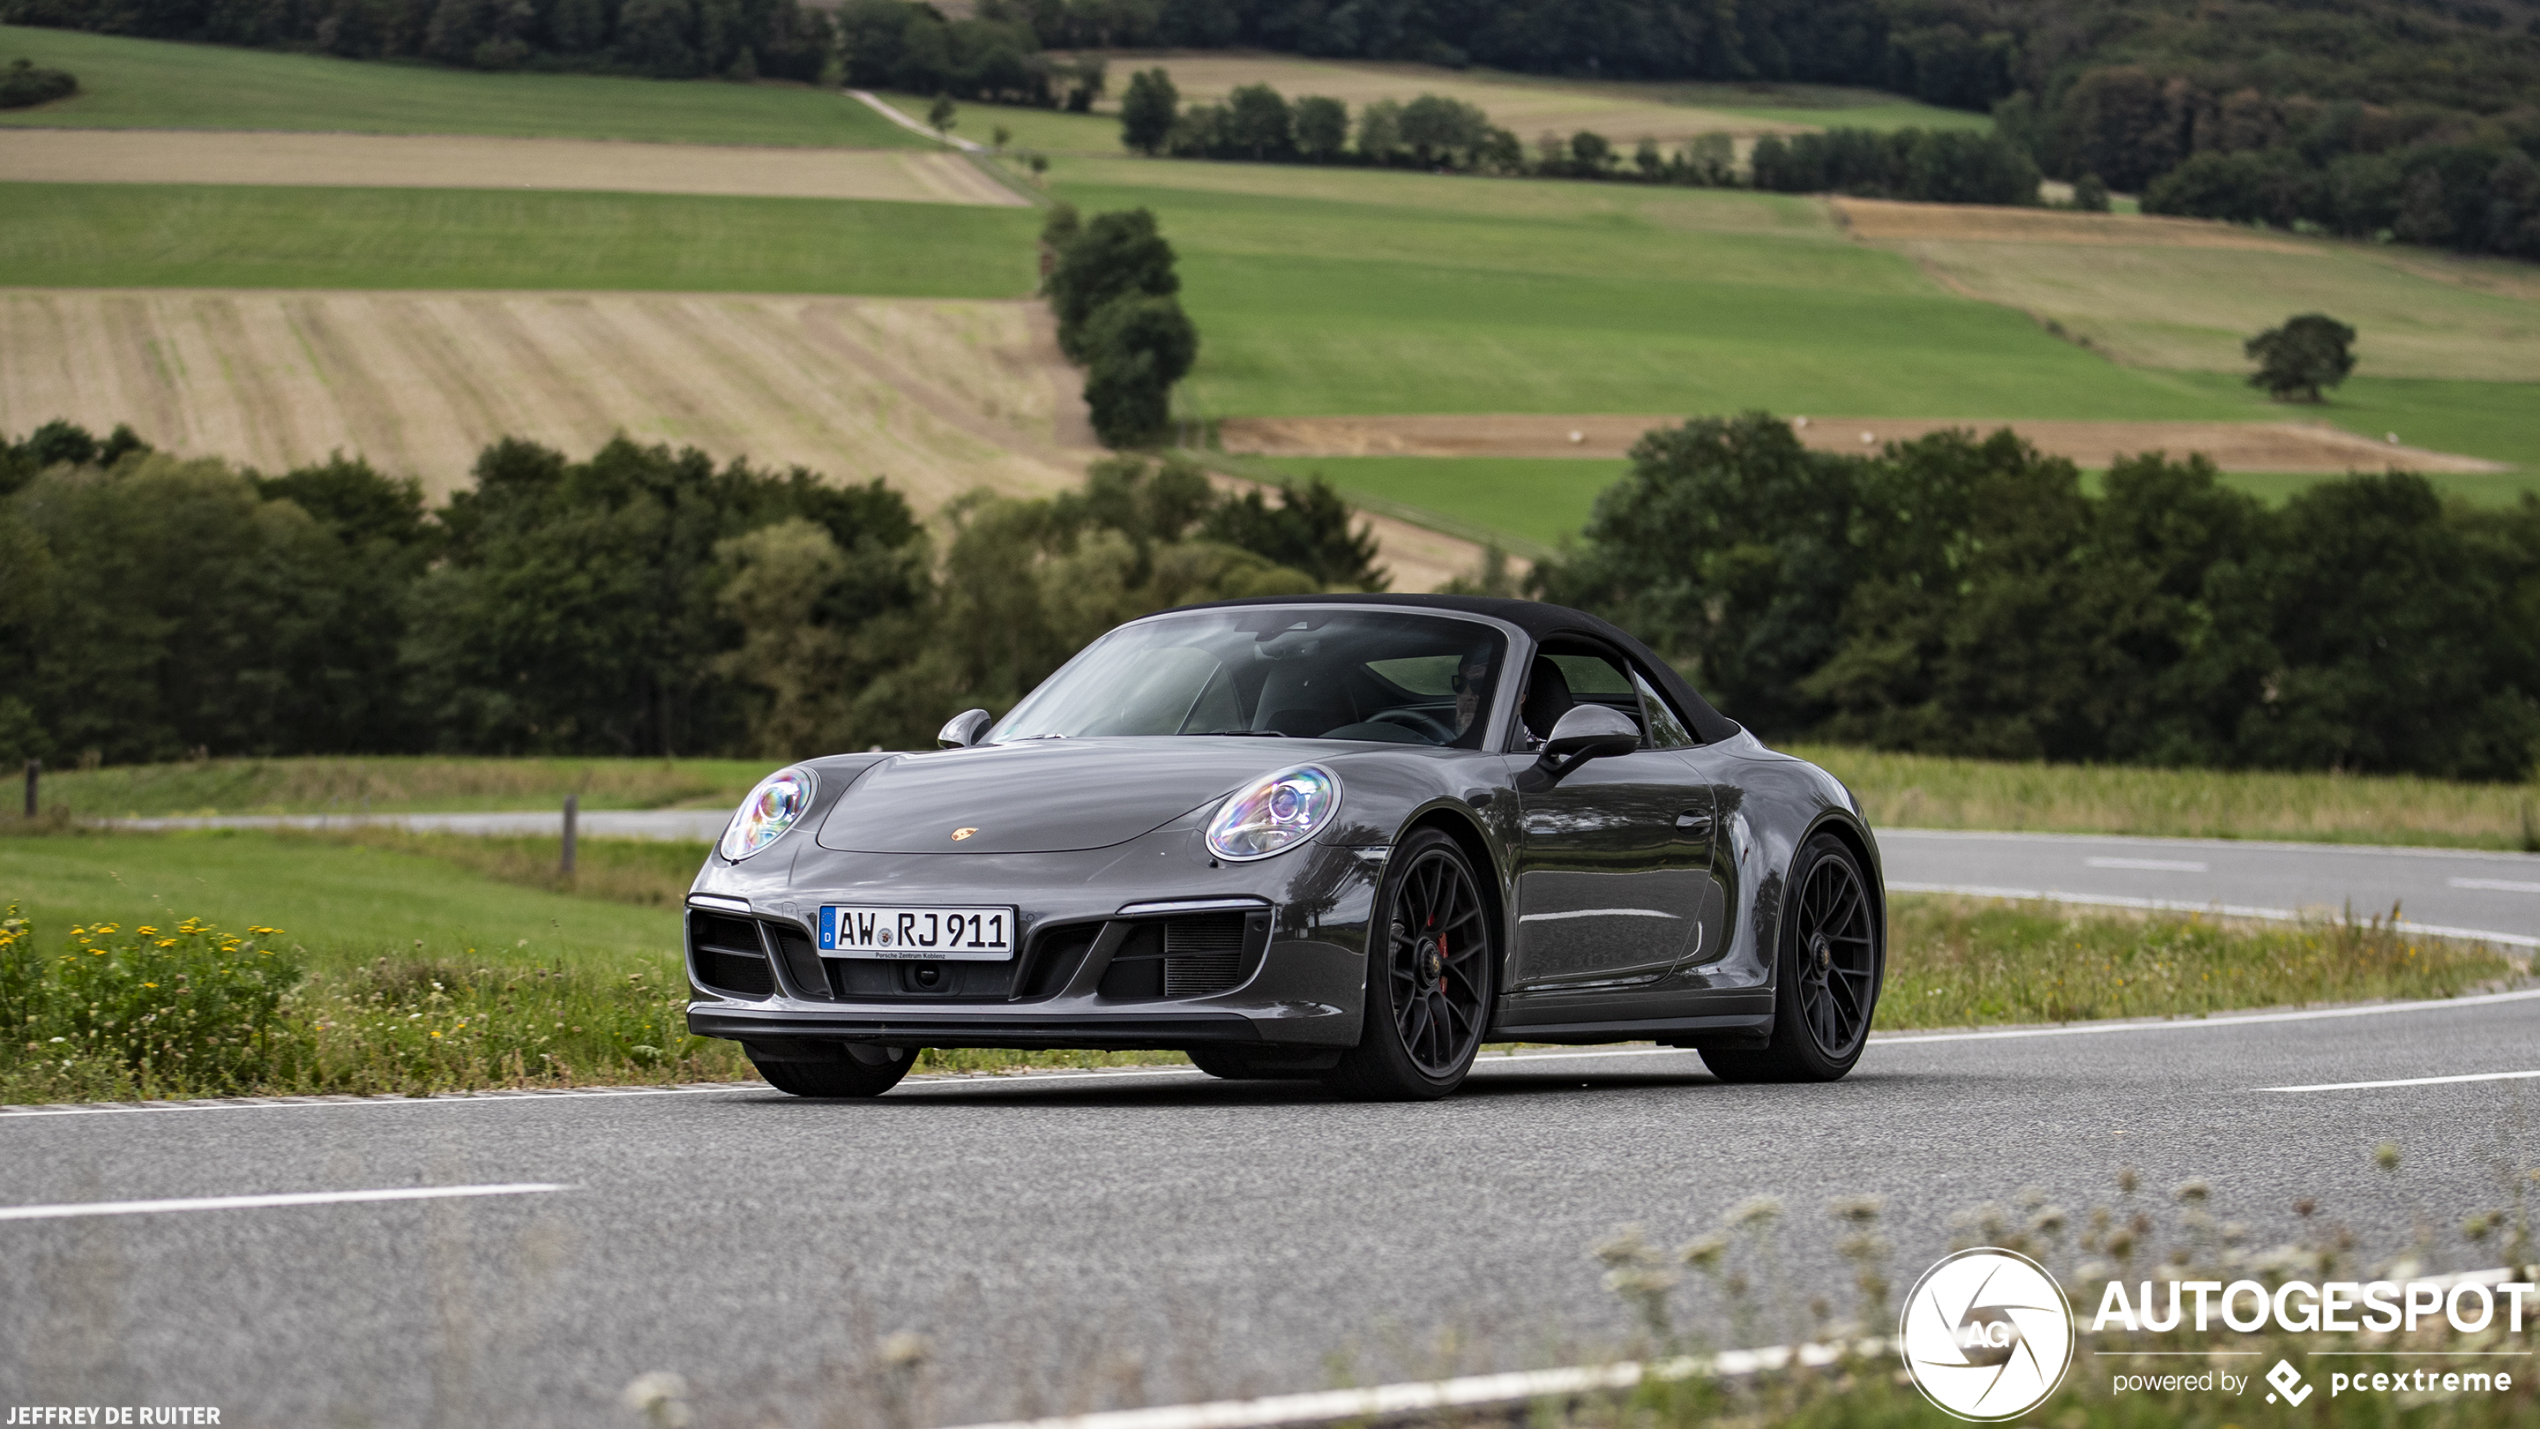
<box><xmin>990</xmin><ymin>608</ymin><xmax>1510</xmax><ymax>747</ymax></box>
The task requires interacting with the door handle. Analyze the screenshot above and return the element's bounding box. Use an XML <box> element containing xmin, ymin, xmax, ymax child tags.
<box><xmin>1675</xmin><ymin>810</ymin><xmax>1712</xmax><ymax>833</ymax></box>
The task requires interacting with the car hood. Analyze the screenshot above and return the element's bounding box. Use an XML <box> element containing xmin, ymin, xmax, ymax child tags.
<box><xmin>813</xmin><ymin>738</ymin><xmax>1315</xmax><ymax>855</ymax></box>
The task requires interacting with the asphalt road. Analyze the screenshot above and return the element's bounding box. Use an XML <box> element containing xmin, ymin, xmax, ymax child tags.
<box><xmin>126</xmin><ymin>814</ymin><xmax>2540</xmax><ymax>946</ymax></box>
<box><xmin>6</xmin><ymin>990</ymin><xmax>2538</xmax><ymax>1428</ymax></box>
<box><xmin>1879</xmin><ymin>829</ymin><xmax>2540</xmax><ymax>946</ymax></box>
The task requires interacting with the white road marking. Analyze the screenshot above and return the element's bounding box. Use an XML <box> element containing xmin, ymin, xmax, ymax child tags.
<box><xmin>1874</xmin><ymin>986</ymin><xmax>2540</xmax><ymax>1045</ymax></box>
<box><xmin>1517</xmin><ymin>908</ymin><xmax>1680</xmax><ymax>922</ymax></box>
<box><xmin>10</xmin><ymin>989</ymin><xmax>2538</xmax><ymax>1117</ymax></box>
<box><xmin>2085</xmin><ymin>856</ymin><xmax>2209</xmax><ymax>872</ymax></box>
<box><xmin>940</xmin><ymin>1339</ymin><xmax>1887</xmax><ymax>1429</ymax></box>
<box><xmin>1887</xmin><ymin>881</ymin><xmax>2539</xmax><ymax>949</ymax></box>
<box><xmin>0</xmin><ymin>1083</ymin><xmax>750</xmax><ymax>1120</ymax></box>
<box><xmin>0</xmin><ymin>1182</ymin><xmax>569</xmax><ymax>1222</ymax></box>
<box><xmin>1882</xmin><ymin>827</ymin><xmax>2540</xmax><ymax>864</ymax></box>
<box><xmin>2452</xmin><ymin>877</ymin><xmax>2540</xmax><ymax>894</ymax></box>
<box><xmin>2257</xmin><ymin>1069</ymin><xmax>2540</xmax><ymax>1093</ymax></box>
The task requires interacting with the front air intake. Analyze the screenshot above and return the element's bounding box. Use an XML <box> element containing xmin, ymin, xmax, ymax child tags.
<box><xmin>1161</xmin><ymin>913</ymin><xmax>1247</xmax><ymax>998</ymax></box>
<box><xmin>688</xmin><ymin>911</ymin><xmax>776</xmax><ymax>997</ymax></box>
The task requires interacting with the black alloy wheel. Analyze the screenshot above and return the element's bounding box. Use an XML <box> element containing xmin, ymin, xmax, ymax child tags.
<box><xmin>1702</xmin><ymin>832</ymin><xmax>1882</xmax><ymax>1084</ymax></box>
<box><xmin>748</xmin><ymin>1045</ymin><xmax>916</xmax><ymax>1098</ymax></box>
<box><xmin>1329</xmin><ymin>828</ymin><xmax>1496</xmax><ymax>1099</ymax></box>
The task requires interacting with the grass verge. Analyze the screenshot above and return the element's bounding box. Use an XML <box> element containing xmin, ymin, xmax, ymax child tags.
<box><xmin>0</xmin><ymin>182</ymin><xmax>1040</xmax><ymax>294</ymax></box>
<box><xmin>1798</xmin><ymin>743</ymin><xmax>2540</xmax><ymax>851</ymax></box>
<box><xmin>0</xmin><ymin>24</ymin><xmax>925</xmax><ymax>148</ymax></box>
<box><xmin>1879</xmin><ymin>896</ymin><xmax>2520</xmax><ymax>1028</ymax></box>
<box><xmin>35</xmin><ymin>754</ymin><xmax>770</xmax><ymax>818</ymax></box>
<box><xmin>1562</xmin><ymin>1154</ymin><xmax>2538</xmax><ymax>1429</ymax></box>
<box><xmin>5</xmin><ymin>826</ymin><xmax>2520</xmax><ymax>1102</ymax></box>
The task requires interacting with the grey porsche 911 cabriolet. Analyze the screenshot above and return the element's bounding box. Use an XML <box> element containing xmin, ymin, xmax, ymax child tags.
<box><xmin>685</xmin><ymin>594</ymin><xmax>1884</xmax><ymax>1100</ymax></box>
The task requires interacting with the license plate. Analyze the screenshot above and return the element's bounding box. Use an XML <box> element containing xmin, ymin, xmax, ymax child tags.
<box><xmin>819</xmin><ymin>905</ymin><xmax>1015</xmax><ymax>961</ymax></box>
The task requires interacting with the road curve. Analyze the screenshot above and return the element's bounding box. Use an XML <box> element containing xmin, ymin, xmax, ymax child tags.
<box><xmin>118</xmin><ymin>813</ymin><xmax>2540</xmax><ymax>946</ymax></box>
<box><xmin>4</xmin><ymin>990</ymin><xmax>2538</xmax><ymax>1426</ymax></box>
<box><xmin>1878</xmin><ymin>828</ymin><xmax>2540</xmax><ymax>946</ymax></box>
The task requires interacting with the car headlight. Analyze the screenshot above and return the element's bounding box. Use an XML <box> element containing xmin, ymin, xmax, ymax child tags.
<box><xmin>1206</xmin><ymin>764</ymin><xmax>1340</xmax><ymax>862</ymax></box>
<box><xmin>721</xmin><ymin>767</ymin><xmax>815</xmax><ymax>861</ymax></box>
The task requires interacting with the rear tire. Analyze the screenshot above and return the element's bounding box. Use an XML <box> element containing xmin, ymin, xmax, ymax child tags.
<box><xmin>748</xmin><ymin>1045</ymin><xmax>916</xmax><ymax>1098</ymax></box>
<box><xmin>1325</xmin><ymin>828</ymin><xmax>1496</xmax><ymax>1101</ymax></box>
<box><xmin>1699</xmin><ymin>832</ymin><xmax>1881</xmax><ymax>1084</ymax></box>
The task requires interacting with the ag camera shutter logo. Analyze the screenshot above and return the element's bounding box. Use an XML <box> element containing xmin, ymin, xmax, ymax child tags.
<box><xmin>1900</xmin><ymin>1247</ymin><xmax>2076</xmax><ymax>1420</ymax></box>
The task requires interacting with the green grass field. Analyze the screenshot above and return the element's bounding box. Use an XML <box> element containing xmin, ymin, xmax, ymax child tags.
<box><xmin>0</xmin><ymin>182</ymin><xmax>1040</xmax><ymax>294</ymax></box>
<box><xmin>31</xmin><ymin>749</ymin><xmax>2539</xmax><ymax>849</ymax></box>
<box><xmin>2167</xmin><ymin>372</ymin><xmax>2540</xmax><ymax>478</ymax></box>
<box><xmin>1046</xmin><ymin>163</ymin><xmax>2252</xmax><ymax>421</ymax></box>
<box><xmin>0</xmin><ymin>24</ymin><xmax>923</xmax><ymax>148</ymax></box>
<box><xmin>1259</xmin><ymin>454</ymin><xmax>1623</xmax><ymax>545</ymax></box>
<box><xmin>3</xmin><ymin>828</ymin><xmax>680</xmax><ymax>976</ymax></box>
<box><xmin>35</xmin><ymin>755</ymin><xmax>770</xmax><ymax>818</ymax></box>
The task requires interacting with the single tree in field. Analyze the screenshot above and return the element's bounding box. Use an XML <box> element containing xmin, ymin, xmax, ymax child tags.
<box><xmin>1046</xmin><ymin>207</ymin><xmax>1180</xmax><ymax>358</ymax></box>
<box><xmin>2245</xmin><ymin>314</ymin><xmax>2357</xmax><ymax>402</ymax></box>
<box><xmin>991</xmin><ymin>124</ymin><xmax>1011</xmax><ymax>150</ymax></box>
<box><xmin>927</xmin><ymin>94</ymin><xmax>957</xmax><ymax>134</ymax></box>
<box><xmin>1120</xmin><ymin>68</ymin><xmax>1177</xmax><ymax>155</ymax></box>
<box><xmin>2072</xmin><ymin>172</ymin><xmax>2111</xmax><ymax>212</ymax></box>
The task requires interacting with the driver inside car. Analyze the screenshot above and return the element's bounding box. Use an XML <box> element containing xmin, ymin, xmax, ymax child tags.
<box><xmin>1452</xmin><ymin>646</ymin><xmax>1495</xmax><ymax>739</ymax></box>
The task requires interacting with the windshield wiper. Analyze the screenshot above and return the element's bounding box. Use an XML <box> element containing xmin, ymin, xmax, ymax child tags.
<box><xmin>1186</xmin><ymin>728</ymin><xmax>1287</xmax><ymax>737</ymax></box>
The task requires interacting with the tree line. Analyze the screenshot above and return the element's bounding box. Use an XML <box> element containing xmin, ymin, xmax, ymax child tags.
<box><xmin>0</xmin><ymin>423</ymin><xmax>1382</xmax><ymax>767</ymax></box>
<box><xmin>1116</xmin><ymin>70</ymin><xmax>2041</xmax><ymax>205</ymax></box>
<box><xmin>1536</xmin><ymin>414</ymin><xmax>2540</xmax><ymax>782</ymax></box>
<box><xmin>2</xmin><ymin>0</ymin><xmax>1071</xmax><ymax>96</ymax></box>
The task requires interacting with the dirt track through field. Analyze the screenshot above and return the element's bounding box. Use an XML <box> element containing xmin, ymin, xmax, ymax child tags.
<box><xmin>1219</xmin><ymin>413</ymin><xmax>2507</xmax><ymax>473</ymax></box>
<box><xmin>1830</xmin><ymin>197</ymin><xmax>2314</xmax><ymax>251</ymax></box>
<box><xmin>0</xmin><ymin>129</ymin><xmax>1024</xmax><ymax>205</ymax></box>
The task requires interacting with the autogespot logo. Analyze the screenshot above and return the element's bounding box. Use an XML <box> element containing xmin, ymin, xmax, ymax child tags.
<box><xmin>1900</xmin><ymin>1247</ymin><xmax>2077</xmax><ymax>1421</ymax></box>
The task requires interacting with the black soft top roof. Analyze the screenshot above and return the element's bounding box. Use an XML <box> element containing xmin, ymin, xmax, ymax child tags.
<box><xmin>1173</xmin><ymin>594</ymin><xmax>1742</xmax><ymax>745</ymax></box>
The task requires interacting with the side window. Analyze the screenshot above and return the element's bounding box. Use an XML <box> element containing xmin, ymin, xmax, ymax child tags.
<box><xmin>1517</xmin><ymin>642</ymin><xmax>1650</xmax><ymax>749</ymax></box>
<box><xmin>1632</xmin><ymin>668</ymin><xmax>1697</xmax><ymax>749</ymax></box>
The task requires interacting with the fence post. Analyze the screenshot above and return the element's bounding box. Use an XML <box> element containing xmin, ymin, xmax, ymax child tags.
<box><xmin>22</xmin><ymin>758</ymin><xmax>35</xmax><ymax>819</ymax></box>
<box><xmin>561</xmin><ymin>792</ymin><xmax>579</xmax><ymax>877</ymax></box>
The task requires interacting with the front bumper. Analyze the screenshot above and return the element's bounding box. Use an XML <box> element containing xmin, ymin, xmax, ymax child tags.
<box><xmin>683</xmin><ymin>825</ymin><xmax>1382</xmax><ymax>1053</ymax></box>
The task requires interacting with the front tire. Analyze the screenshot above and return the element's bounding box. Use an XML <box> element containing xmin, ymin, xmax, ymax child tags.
<box><xmin>1700</xmin><ymin>832</ymin><xmax>1881</xmax><ymax>1084</ymax></box>
<box><xmin>1326</xmin><ymin>828</ymin><xmax>1497</xmax><ymax>1100</ymax></box>
<box><xmin>748</xmin><ymin>1045</ymin><xmax>916</xmax><ymax>1098</ymax></box>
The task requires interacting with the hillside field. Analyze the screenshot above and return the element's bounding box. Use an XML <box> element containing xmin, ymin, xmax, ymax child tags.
<box><xmin>0</xmin><ymin>23</ymin><xmax>923</xmax><ymax>147</ymax></box>
<box><xmin>0</xmin><ymin>182</ymin><xmax>1041</xmax><ymax>294</ymax></box>
<box><xmin>0</xmin><ymin>288</ymin><xmax>1095</xmax><ymax>504</ymax></box>
<box><xmin>889</xmin><ymin>54</ymin><xmax>1988</xmax><ymax>158</ymax></box>
<box><xmin>2</xmin><ymin>31</ymin><xmax>2533</xmax><ymax>556</ymax></box>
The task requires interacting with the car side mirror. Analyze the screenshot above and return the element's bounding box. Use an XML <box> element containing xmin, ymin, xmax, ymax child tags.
<box><xmin>937</xmin><ymin>708</ymin><xmax>992</xmax><ymax>748</ymax></box>
<box><xmin>1538</xmin><ymin>704</ymin><xmax>1640</xmax><ymax>778</ymax></box>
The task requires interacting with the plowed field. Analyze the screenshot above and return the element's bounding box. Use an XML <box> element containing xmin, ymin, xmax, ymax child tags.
<box><xmin>0</xmin><ymin>289</ymin><xmax>1089</xmax><ymax>505</ymax></box>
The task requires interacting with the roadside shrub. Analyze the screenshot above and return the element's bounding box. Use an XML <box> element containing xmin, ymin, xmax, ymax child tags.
<box><xmin>0</xmin><ymin>57</ymin><xmax>75</xmax><ymax>108</ymax></box>
<box><xmin>0</xmin><ymin>902</ymin><xmax>744</xmax><ymax>1101</ymax></box>
<box><xmin>3</xmin><ymin>906</ymin><xmax>303</xmax><ymax>1095</ymax></box>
